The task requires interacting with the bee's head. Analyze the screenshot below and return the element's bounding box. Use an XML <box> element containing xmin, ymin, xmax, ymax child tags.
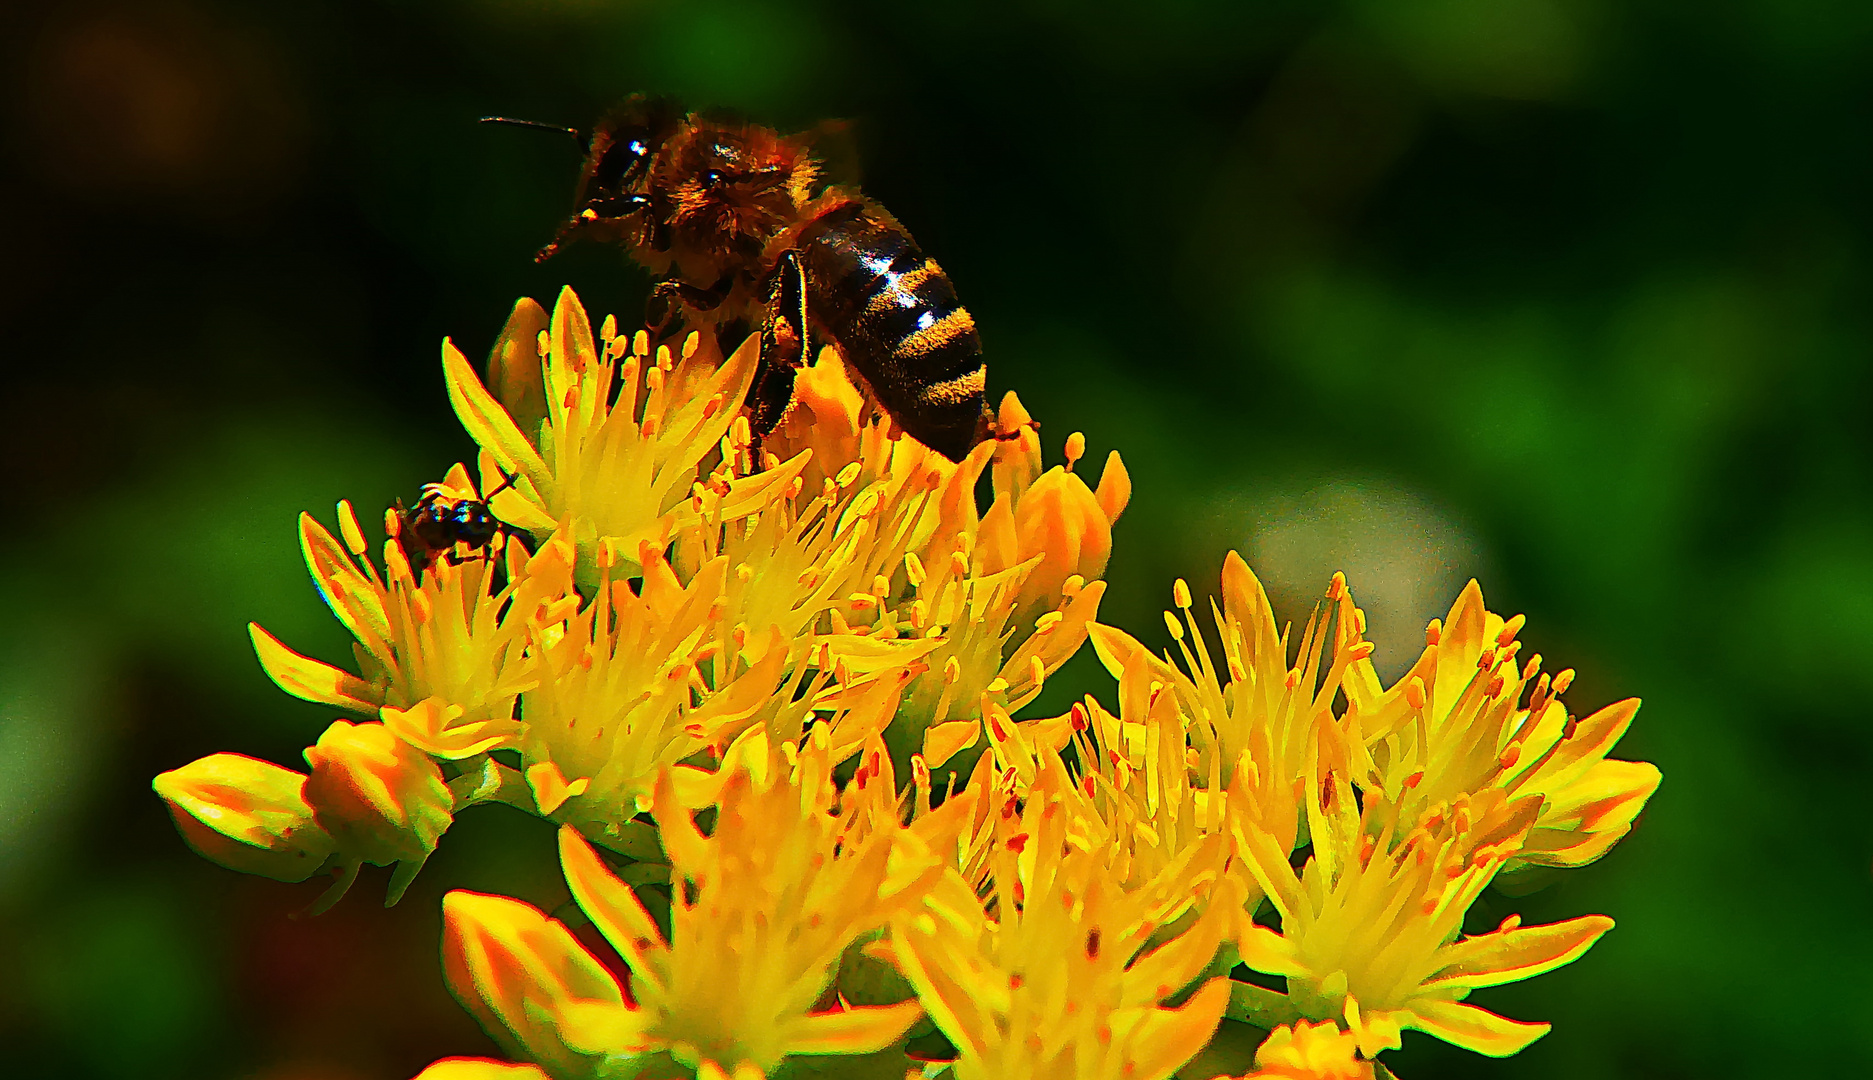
<box><xmin>536</xmin><ymin>95</ymin><xmax>683</xmax><ymax>261</ymax></box>
<box><xmin>659</xmin><ymin>118</ymin><xmax>814</xmax><ymax>260</ymax></box>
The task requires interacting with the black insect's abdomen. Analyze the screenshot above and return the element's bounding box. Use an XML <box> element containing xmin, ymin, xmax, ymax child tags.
<box><xmin>797</xmin><ymin>199</ymin><xmax>988</xmax><ymax>462</ymax></box>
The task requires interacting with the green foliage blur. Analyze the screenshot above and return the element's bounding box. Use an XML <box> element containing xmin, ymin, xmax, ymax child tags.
<box><xmin>2</xmin><ymin>1</ymin><xmax>1869</xmax><ymax>1077</ymax></box>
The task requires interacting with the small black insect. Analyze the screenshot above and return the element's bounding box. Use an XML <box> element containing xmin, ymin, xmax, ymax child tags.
<box><xmin>395</xmin><ymin>469</ymin><xmax>520</xmax><ymax>573</ymax></box>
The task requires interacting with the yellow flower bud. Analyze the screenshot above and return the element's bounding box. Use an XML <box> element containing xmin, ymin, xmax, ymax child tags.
<box><xmin>303</xmin><ymin>720</ymin><xmax>453</xmax><ymax>905</ymax></box>
<box><xmin>441</xmin><ymin>890</ymin><xmax>638</xmax><ymax>1079</ymax></box>
<box><xmin>152</xmin><ymin>753</ymin><xmax>334</xmax><ymax>883</ymax></box>
<box><xmin>1011</xmin><ymin>464</ymin><xmax>1113</xmax><ymax>617</ymax></box>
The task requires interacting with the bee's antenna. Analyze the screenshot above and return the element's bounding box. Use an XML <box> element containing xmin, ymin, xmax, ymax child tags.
<box><xmin>480</xmin><ymin>115</ymin><xmax>586</xmax><ymax>149</ymax></box>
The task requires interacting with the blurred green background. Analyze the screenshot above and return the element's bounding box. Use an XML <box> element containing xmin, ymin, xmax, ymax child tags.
<box><xmin>3</xmin><ymin>1</ymin><xmax>1869</xmax><ymax>1077</ymax></box>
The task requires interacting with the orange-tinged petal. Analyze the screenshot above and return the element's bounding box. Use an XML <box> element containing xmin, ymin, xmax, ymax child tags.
<box><xmin>384</xmin><ymin>697</ymin><xmax>519</xmax><ymax>760</ymax></box>
<box><xmin>1421</xmin><ymin>915</ymin><xmax>1613</xmax><ymax>994</ymax></box>
<box><xmin>1404</xmin><ymin>999</ymin><xmax>1550</xmax><ymax>1057</ymax></box>
<box><xmin>1094</xmin><ymin>449</ymin><xmax>1131</xmax><ymax>523</ymax></box>
<box><xmin>784</xmin><ymin>1000</ymin><xmax>924</xmax><ymax>1055</ymax></box>
<box><xmin>249</xmin><ymin>622</ymin><xmax>380</xmax><ymax>713</ymax></box>
<box><xmin>558</xmin><ymin>826</ymin><xmax>670</xmax><ymax>994</ymax></box>
<box><xmin>1011</xmin><ymin>465</ymin><xmax>1112</xmax><ymax>613</ymax></box>
<box><xmin>526</xmin><ymin>760</ymin><xmax>590</xmax><ymax>815</ymax></box>
<box><xmin>411</xmin><ymin>1059</ymin><xmax>552</xmax><ymax>1080</ymax></box>
<box><xmin>441</xmin><ymin>890</ymin><xmax>627</xmax><ymax>1075</ymax></box>
<box><xmin>486</xmin><ymin>297</ymin><xmax>550</xmax><ymax>440</ymax></box>
<box><xmin>922</xmin><ymin>719</ymin><xmax>980</xmax><ymax>769</ymax></box>
<box><xmin>153</xmin><ymin>753</ymin><xmax>334</xmax><ymax>883</ymax></box>
<box><xmin>1116</xmin><ymin>977</ymin><xmax>1231</xmax><ymax>1080</ymax></box>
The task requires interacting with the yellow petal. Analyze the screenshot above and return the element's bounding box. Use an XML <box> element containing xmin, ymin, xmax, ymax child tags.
<box><xmin>440</xmin><ymin>890</ymin><xmax>625</xmax><ymax>1073</ymax></box>
<box><xmin>1094</xmin><ymin>449</ymin><xmax>1131</xmax><ymax>522</ymax></box>
<box><xmin>1235</xmin><ymin>923</ymin><xmax>1306</xmax><ymax>979</ymax></box>
<box><xmin>557</xmin><ymin>826</ymin><xmax>670</xmax><ymax>993</ymax></box>
<box><xmin>443</xmin><ymin>338</ymin><xmax>554</xmax><ymax>501</ymax></box>
<box><xmin>1404</xmin><ymin>998</ymin><xmax>1550</xmax><ymax>1057</ymax></box>
<box><xmin>556</xmin><ymin>997</ymin><xmax>657</xmax><ymax>1057</ymax></box>
<box><xmin>486</xmin><ymin>297</ymin><xmax>550</xmax><ymax>441</ymax></box>
<box><xmin>526</xmin><ymin>760</ymin><xmax>590</xmax><ymax>815</ymax></box>
<box><xmin>383</xmin><ymin>697</ymin><xmax>519</xmax><ymax>760</ymax></box>
<box><xmin>1421</xmin><ymin>915</ymin><xmax>1613</xmax><ymax>994</ymax></box>
<box><xmin>785</xmin><ymin>1000</ymin><xmax>924</xmax><ymax>1055</ymax></box>
<box><xmin>410</xmin><ymin>1058</ymin><xmax>552</xmax><ymax>1080</ymax></box>
<box><xmin>922</xmin><ymin>719</ymin><xmax>980</xmax><ymax>769</ymax></box>
<box><xmin>249</xmin><ymin>622</ymin><xmax>380</xmax><ymax>713</ymax></box>
<box><xmin>1113</xmin><ymin>978</ymin><xmax>1231</xmax><ymax>1080</ymax></box>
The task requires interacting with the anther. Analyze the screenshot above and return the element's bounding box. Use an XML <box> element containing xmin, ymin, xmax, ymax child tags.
<box><xmin>337</xmin><ymin>501</ymin><xmax>368</xmax><ymax>557</ymax></box>
<box><xmin>1172</xmin><ymin>578</ymin><xmax>1192</xmax><ymax>609</ymax></box>
<box><xmin>1064</xmin><ymin>431</ymin><xmax>1086</xmax><ymax>470</ymax></box>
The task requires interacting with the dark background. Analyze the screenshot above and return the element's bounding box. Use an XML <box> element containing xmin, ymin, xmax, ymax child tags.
<box><xmin>3</xmin><ymin>1</ymin><xmax>1870</xmax><ymax>1077</ymax></box>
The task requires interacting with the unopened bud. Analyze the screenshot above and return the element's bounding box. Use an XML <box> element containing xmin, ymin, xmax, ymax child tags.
<box><xmin>153</xmin><ymin>753</ymin><xmax>334</xmax><ymax>883</ymax></box>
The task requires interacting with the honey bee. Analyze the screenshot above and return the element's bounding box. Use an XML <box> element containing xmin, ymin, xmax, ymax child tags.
<box><xmin>395</xmin><ymin>469</ymin><xmax>520</xmax><ymax>574</ymax></box>
<box><xmin>487</xmin><ymin>97</ymin><xmax>994</xmax><ymax>462</ymax></box>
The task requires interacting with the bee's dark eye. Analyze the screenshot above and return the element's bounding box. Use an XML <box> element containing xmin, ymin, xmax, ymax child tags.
<box><xmin>595</xmin><ymin>132</ymin><xmax>651</xmax><ymax>190</ymax></box>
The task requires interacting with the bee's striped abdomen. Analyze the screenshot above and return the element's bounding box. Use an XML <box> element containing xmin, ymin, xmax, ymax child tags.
<box><xmin>797</xmin><ymin>199</ymin><xmax>988</xmax><ymax>461</ymax></box>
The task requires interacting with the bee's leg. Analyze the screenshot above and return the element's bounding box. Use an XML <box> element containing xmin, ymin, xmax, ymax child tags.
<box><xmin>646</xmin><ymin>274</ymin><xmax>733</xmax><ymax>333</ymax></box>
<box><xmin>747</xmin><ymin>249</ymin><xmax>810</xmax><ymax>456</ymax></box>
<box><xmin>477</xmin><ymin>466</ymin><xmax>520</xmax><ymax>502</ymax></box>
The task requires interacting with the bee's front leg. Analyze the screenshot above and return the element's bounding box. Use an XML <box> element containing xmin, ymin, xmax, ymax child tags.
<box><xmin>747</xmin><ymin>249</ymin><xmax>810</xmax><ymax>450</ymax></box>
<box><xmin>646</xmin><ymin>274</ymin><xmax>733</xmax><ymax>332</ymax></box>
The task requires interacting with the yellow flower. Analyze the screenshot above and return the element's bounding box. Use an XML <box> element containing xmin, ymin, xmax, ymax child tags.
<box><xmin>444</xmin><ymin>732</ymin><xmax>944</xmax><ymax>1077</ymax></box>
<box><xmin>1091</xmin><ymin>557</ymin><xmax>1369</xmax><ymax>857</ymax></box>
<box><xmin>247</xmin><ymin>482</ymin><xmax>547</xmax><ymax>734</ymax></box>
<box><xmin>1339</xmin><ymin>580</ymin><xmax>1662</xmax><ymax>878</ymax></box>
<box><xmin>411</xmin><ymin>1060</ymin><xmax>553</xmax><ymax>1080</ymax></box>
<box><xmin>1232</xmin><ymin>775</ymin><xmax>1612</xmax><ymax>1059</ymax></box>
<box><xmin>1234</xmin><ymin>1021</ymin><xmax>1373</xmax><ymax>1080</ymax></box>
<box><xmin>446</xmin><ymin>288</ymin><xmax>808</xmax><ymax>581</ymax></box>
<box><xmin>302</xmin><ymin>718</ymin><xmax>454</xmax><ymax>911</ymax></box>
<box><xmin>151</xmin><ymin>752</ymin><xmax>334</xmax><ymax>883</ymax></box>
<box><xmin>514</xmin><ymin>531</ymin><xmax>922</xmax><ymax>834</ymax></box>
<box><xmin>1054</xmin><ymin>669</ymin><xmax>1241</xmax><ymax>905</ymax></box>
<box><xmin>887</xmin><ymin>764</ymin><xmax>1237</xmax><ymax>1080</ymax></box>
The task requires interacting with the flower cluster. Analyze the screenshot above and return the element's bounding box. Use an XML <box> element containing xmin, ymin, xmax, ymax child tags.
<box><xmin>154</xmin><ymin>288</ymin><xmax>1659</xmax><ymax>1080</ymax></box>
